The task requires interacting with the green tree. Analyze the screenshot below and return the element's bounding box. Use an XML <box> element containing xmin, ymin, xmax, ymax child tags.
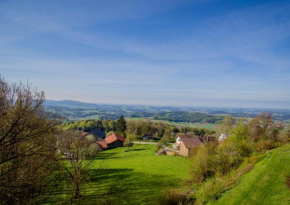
<box><xmin>124</xmin><ymin>135</ymin><xmax>134</xmax><ymax>151</ymax></box>
<box><xmin>116</xmin><ymin>115</ymin><xmax>127</xmax><ymax>136</ymax></box>
<box><xmin>0</xmin><ymin>77</ymin><xmax>58</xmax><ymax>204</ymax></box>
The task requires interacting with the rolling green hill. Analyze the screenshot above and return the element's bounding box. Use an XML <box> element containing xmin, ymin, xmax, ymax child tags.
<box><xmin>212</xmin><ymin>145</ymin><xmax>290</xmax><ymax>205</ymax></box>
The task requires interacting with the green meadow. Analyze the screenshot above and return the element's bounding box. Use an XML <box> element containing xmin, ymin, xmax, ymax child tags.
<box><xmin>126</xmin><ymin>117</ymin><xmax>218</xmax><ymax>131</ymax></box>
<box><xmin>55</xmin><ymin>144</ymin><xmax>190</xmax><ymax>204</ymax></box>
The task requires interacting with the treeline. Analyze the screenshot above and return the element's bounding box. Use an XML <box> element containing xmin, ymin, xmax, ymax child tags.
<box><xmin>61</xmin><ymin>118</ymin><xmax>215</xmax><ymax>140</ymax></box>
<box><xmin>153</xmin><ymin>111</ymin><xmax>223</xmax><ymax>123</ymax></box>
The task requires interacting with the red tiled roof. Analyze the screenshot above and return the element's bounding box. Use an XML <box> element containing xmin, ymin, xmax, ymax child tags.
<box><xmin>82</xmin><ymin>132</ymin><xmax>89</xmax><ymax>137</ymax></box>
<box><xmin>105</xmin><ymin>133</ymin><xmax>126</xmax><ymax>144</ymax></box>
<box><xmin>180</xmin><ymin>137</ymin><xmax>203</xmax><ymax>148</ymax></box>
<box><xmin>96</xmin><ymin>141</ymin><xmax>107</xmax><ymax>149</ymax></box>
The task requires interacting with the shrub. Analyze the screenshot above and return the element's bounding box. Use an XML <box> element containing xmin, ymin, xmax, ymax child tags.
<box><xmin>195</xmin><ymin>178</ymin><xmax>223</xmax><ymax>204</ymax></box>
<box><xmin>157</xmin><ymin>190</ymin><xmax>192</xmax><ymax>205</ymax></box>
<box><xmin>256</xmin><ymin>140</ymin><xmax>275</xmax><ymax>152</ymax></box>
<box><xmin>190</xmin><ymin>145</ymin><xmax>215</xmax><ymax>183</ymax></box>
<box><xmin>237</xmin><ymin>141</ymin><xmax>254</xmax><ymax>157</ymax></box>
<box><xmin>87</xmin><ymin>143</ymin><xmax>101</xmax><ymax>157</ymax></box>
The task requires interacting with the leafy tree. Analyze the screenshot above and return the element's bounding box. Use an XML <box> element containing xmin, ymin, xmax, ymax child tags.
<box><xmin>124</xmin><ymin>137</ymin><xmax>134</xmax><ymax>151</ymax></box>
<box><xmin>231</xmin><ymin>118</ymin><xmax>249</xmax><ymax>141</ymax></box>
<box><xmin>0</xmin><ymin>77</ymin><xmax>58</xmax><ymax>204</ymax></box>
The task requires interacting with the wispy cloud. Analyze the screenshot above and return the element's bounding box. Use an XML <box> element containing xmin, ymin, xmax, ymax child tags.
<box><xmin>14</xmin><ymin>17</ymin><xmax>27</xmax><ymax>21</ymax></box>
<box><xmin>0</xmin><ymin>0</ymin><xmax>290</xmax><ymax>108</ymax></box>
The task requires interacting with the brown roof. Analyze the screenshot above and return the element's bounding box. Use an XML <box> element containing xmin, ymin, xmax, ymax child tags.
<box><xmin>199</xmin><ymin>136</ymin><xmax>217</xmax><ymax>143</ymax></box>
<box><xmin>96</xmin><ymin>141</ymin><xmax>107</xmax><ymax>149</ymax></box>
<box><xmin>105</xmin><ymin>133</ymin><xmax>126</xmax><ymax>144</ymax></box>
<box><xmin>180</xmin><ymin>137</ymin><xmax>203</xmax><ymax>148</ymax></box>
<box><xmin>178</xmin><ymin>134</ymin><xmax>195</xmax><ymax>138</ymax></box>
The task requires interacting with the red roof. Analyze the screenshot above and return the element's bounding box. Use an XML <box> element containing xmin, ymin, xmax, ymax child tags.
<box><xmin>96</xmin><ymin>141</ymin><xmax>107</xmax><ymax>149</ymax></box>
<box><xmin>105</xmin><ymin>133</ymin><xmax>126</xmax><ymax>144</ymax></box>
<box><xmin>82</xmin><ymin>132</ymin><xmax>89</xmax><ymax>137</ymax></box>
<box><xmin>180</xmin><ymin>137</ymin><xmax>203</xmax><ymax>148</ymax></box>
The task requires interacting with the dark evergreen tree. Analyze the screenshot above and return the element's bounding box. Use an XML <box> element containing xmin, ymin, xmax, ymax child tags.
<box><xmin>116</xmin><ymin>115</ymin><xmax>127</xmax><ymax>136</ymax></box>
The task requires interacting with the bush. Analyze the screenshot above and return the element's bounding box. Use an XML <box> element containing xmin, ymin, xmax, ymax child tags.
<box><xmin>237</xmin><ymin>141</ymin><xmax>254</xmax><ymax>157</ymax></box>
<box><xmin>195</xmin><ymin>161</ymin><xmax>256</xmax><ymax>204</ymax></box>
<box><xmin>189</xmin><ymin>145</ymin><xmax>215</xmax><ymax>183</ymax></box>
<box><xmin>87</xmin><ymin>143</ymin><xmax>101</xmax><ymax>157</ymax></box>
<box><xmin>195</xmin><ymin>178</ymin><xmax>223</xmax><ymax>204</ymax></box>
<box><xmin>157</xmin><ymin>190</ymin><xmax>192</xmax><ymax>205</ymax></box>
<box><xmin>256</xmin><ymin>140</ymin><xmax>275</xmax><ymax>152</ymax></box>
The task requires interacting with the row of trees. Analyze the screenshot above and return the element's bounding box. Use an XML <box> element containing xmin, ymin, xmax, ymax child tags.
<box><xmin>153</xmin><ymin>111</ymin><xmax>223</xmax><ymax>123</ymax></box>
<box><xmin>62</xmin><ymin>118</ymin><xmax>214</xmax><ymax>141</ymax></box>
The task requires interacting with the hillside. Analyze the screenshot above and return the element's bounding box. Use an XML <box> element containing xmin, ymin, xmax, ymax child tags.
<box><xmin>45</xmin><ymin>100</ymin><xmax>290</xmax><ymax>122</ymax></box>
<box><xmin>213</xmin><ymin>145</ymin><xmax>290</xmax><ymax>205</ymax></box>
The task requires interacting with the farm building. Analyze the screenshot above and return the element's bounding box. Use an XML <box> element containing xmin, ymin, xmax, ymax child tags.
<box><xmin>179</xmin><ymin>137</ymin><xmax>203</xmax><ymax>157</ymax></box>
<box><xmin>218</xmin><ymin>133</ymin><xmax>228</xmax><ymax>143</ymax></box>
<box><xmin>105</xmin><ymin>133</ymin><xmax>126</xmax><ymax>148</ymax></box>
<box><xmin>175</xmin><ymin>134</ymin><xmax>195</xmax><ymax>145</ymax></box>
<box><xmin>96</xmin><ymin>141</ymin><xmax>108</xmax><ymax>150</ymax></box>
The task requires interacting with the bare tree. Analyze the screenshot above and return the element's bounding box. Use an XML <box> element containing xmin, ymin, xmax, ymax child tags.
<box><xmin>58</xmin><ymin>130</ymin><xmax>99</xmax><ymax>200</ymax></box>
<box><xmin>0</xmin><ymin>77</ymin><xmax>58</xmax><ymax>204</ymax></box>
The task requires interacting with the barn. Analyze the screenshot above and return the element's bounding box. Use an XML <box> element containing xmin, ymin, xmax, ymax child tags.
<box><xmin>105</xmin><ymin>133</ymin><xmax>126</xmax><ymax>148</ymax></box>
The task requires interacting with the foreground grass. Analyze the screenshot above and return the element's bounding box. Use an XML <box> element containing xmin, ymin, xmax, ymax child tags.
<box><xmin>57</xmin><ymin>144</ymin><xmax>190</xmax><ymax>204</ymax></box>
<box><xmin>213</xmin><ymin>145</ymin><xmax>290</xmax><ymax>205</ymax></box>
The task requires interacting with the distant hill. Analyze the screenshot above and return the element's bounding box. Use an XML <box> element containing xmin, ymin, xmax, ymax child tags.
<box><xmin>45</xmin><ymin>100</ymin><xmax>98</xmax><ymax>108</ymax></box>
<box><xmin>44</xmin><ymin>100</ymin><xmax>290</xmax><ymax>122</ymax></box>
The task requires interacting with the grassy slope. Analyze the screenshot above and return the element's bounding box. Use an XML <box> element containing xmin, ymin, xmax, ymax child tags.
<box><xmin>213</xmin><ymin>145</ymin><xmax>290</xmax><ymax>205</ymax></box>
<box><xmin>87</xmin><ymin>144</ymin><xmax>190</xmax><ymax>204</ymax></box>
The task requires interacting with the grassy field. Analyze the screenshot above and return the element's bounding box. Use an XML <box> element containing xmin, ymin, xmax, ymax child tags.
<box><xmin>126</xmin><ymin>117</ymin><xmax>218</xmax><ymax>131</ymax></box>
<box><xmin>57</xmin><ymin>144</ymin><xmax>190</xmax><ymax>204</ymax></box>
<box><xmin>213</xmin><ymin>145</ymin><xmax>290</xmax><ymax>205</ymax></box>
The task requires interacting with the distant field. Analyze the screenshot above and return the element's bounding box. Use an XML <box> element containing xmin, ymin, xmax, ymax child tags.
<box><xmin>126</xmin><ymin>118</ymin><xmax>218</xmax><ymax>131</ymax></box>
<box><xmin>213</xmin><ymin>145</ymin><xmax>290</xmax><ymax>205</ymax></box>
<box><xmin>54</xmin><ymin>144</ymin><xmax>190</xmax><ymax>204</ymax></box>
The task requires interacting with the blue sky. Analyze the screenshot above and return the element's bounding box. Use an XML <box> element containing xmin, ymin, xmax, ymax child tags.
<box><xmin>1</xmin><ymin>0</ymin><xmax>290</xmax><ymax>108</ymax></box>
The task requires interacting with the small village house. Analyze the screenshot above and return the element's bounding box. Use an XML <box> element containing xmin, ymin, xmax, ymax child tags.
<box><xmin>179</xmin><ymin>137</ymin><xmax>203</xmax><ymax>157</ymax></box>
<box><xmin>174</xmin><ymin>134</ymin><xmax>195</xmax><ymax>149</ymax></box>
